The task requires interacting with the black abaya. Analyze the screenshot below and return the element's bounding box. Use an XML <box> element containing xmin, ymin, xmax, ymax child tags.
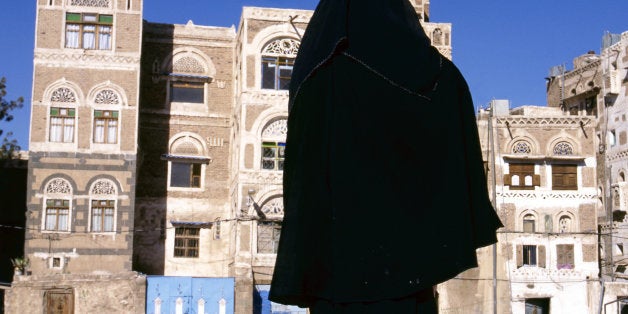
<box><xmin>269</xmin><ymin>0</ymin><xmax>503</xmax><ymax>309</ymax></box>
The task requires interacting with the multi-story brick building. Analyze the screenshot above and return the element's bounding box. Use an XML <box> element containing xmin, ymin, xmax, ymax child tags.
<box><xmin>547</xmin><ymin>30</ymin><xmax>628</xmax><ymax>313</ymax></box>
<box><xmin>8</xmin><ymin>1</ymin><xmax>461</xmax><ymax>313</ymax></box>
<box><xmin>482</xmin><ymin>102</ymin><xmax>599</xmax><ymax>314</ymax></box>
<box><xmin>6</xmin><ymin>0</ymin><xmax>146</xmax><ymax>313</ymax></box>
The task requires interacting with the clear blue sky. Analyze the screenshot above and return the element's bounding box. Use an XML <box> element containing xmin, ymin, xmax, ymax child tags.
<box><xmin>2</xmin><ymin>1</ymin><xmax>628</xmax><ymax>150</ymax></box>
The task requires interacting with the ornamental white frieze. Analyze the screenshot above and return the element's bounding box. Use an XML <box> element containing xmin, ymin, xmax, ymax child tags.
<box><xmin>240</xmin><ymin>170</ymin><xmax>283</xmax><ymax>185</ymax></box>
<box><xmin>607</xmin><ymin>149</ymin><xmax>628</xmax><ymax>162</ymax></box>
<box><xmin>496</xmin><ymin>117</ymin><xmax>592</xmax><ymax>127</ymax></box>
<box><xmin>69</xmin><ymin>0</ymin><xmax>110</xmax><ymax>8</ymax></box>
<box><xmin>240</xmin><ymin>91</ymin><xmax>289</xmax><ymax>105</ymax></box>
<box><xmin>35</xmin><ymin>52</ymin><xmax>140</xmax><ymax>67</ymax></box>
<box><xmin>497</xmin><ymin>191</ymin><xmax>597</xmax><ymax>200</ymax></box>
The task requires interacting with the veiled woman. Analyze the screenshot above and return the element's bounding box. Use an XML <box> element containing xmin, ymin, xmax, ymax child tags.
<box><xmin>269</xmin><ymin>0</ymin><xmax>503</xmax><ymax>312</ymax></box>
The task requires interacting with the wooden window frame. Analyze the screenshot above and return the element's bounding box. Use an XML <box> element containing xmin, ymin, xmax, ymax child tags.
<box><xmin>552</xmin><ymin>164</ymin><xmax>578</xmax><ymax>190</ymax></box>
<box><xmin>261</xmin><ymin>56</ymin><xmax>294</xmax><ymax>90</ymax></box>
<box><xmin>93</xmin><ymin>110</ymin><xmax>119</xmax><ymax>144</ymax></box>
<box><xmin>174</xmin><ymin>227</ymin><xmax>200</xmax><ymax>258</ymax></box>
<box><xmin>504</xmin><ymin>163</ymin><xmax>540</xmax><ymax>190</ymax></box>
<box><xmin>49</xmin><ymin>107</ymin><xmax>76</xmax><ymax>143</ymax></box>
<box><xmin>65</xmin><ymin>13</ymin><xmax>113</xmax><ymax>50</ymax></box>
<box><xmin>45</xmin><ymin>199</ymin><xmax>70</xmax><ymax>231</ymax></box>
<box><xmin>517</xmin><ymin>244</ymin><xmax>546</xmax><ymax>268</ymax></box>
<box><xmin>91</xmin><ymin>200</ymin><xmax>115</xmax><ymax>232</ymax></box>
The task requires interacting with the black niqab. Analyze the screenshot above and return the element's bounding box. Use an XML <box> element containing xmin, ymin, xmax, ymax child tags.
<box><xmin>270</xmin><ymin>0</ymin><xmax>503</xmax><ymax>307</ymax></box>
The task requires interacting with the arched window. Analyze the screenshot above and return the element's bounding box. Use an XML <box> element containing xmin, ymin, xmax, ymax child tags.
<box><xmin>257</xmin><ymin>196</ymin><xmax>284</xmax><ymax>254</ymax></box>
<box><xmin>512</xmin><ymin>141</ymin><xmax>532</xmax><ymax>154</ymax></box>
<box><xmin>559</xmin><ymin>215</ymin><xmax>572</xmax><ymax>233</ymax></box>
<box><xmin>523</xmin><ymin>214</ymin><xmax>535</xmax><ymax>233</ymax></box>
<box><xmin>553</xmin><ymin>141</ymin><xmax>574</xmax><ymax>155</ymax></box>
<box><xmin>49</xmin><ymin>87</ymin><xmax>78</xmax><ymax>143</ymax></box>
<box><xmin>89</xmin><ymin>179</ymin><xmax>117</xmax><ymax>232</ymax></box>
<box><xmin>261</xmin><ymin>118</ymin><xmax>287</xmax><ymax>171</ymax></box>
<box><xmin>261</xmin><ymin>38</ymin><xmax>299</xmax><ymax>90</ymax></box>
<box><xmin>432</xmin><ymin>28</ymin><xmax>443</xmax><ymax>46</ymax></box>
<box><xmin>92</xmin><ymin>89</ymin><xmax>121</xmax><ymax>144</ymax></box>
<box><xmin>44</xmin><ymin>178</ymin><xmax>73</xmax><ymax>231</ymax></box>
<box><xmin>169</xmin><ymin>56</ymin><xmax>207</xmax><ymax>104</ymax></box>
<box><xmin>164</xmin><ymin>135</ymin><xmax>210</xmax><ymax>189</ymax></box>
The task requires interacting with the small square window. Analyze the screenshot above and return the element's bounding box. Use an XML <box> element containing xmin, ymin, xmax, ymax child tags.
<box><xmin>174</xmin><ymin>227</ymin><xmax>200</xmax><ymax>258</ymax></box>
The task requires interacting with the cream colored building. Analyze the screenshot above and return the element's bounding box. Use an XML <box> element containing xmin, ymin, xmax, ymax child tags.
<box><xmin>547</xmin><ymin>30</ymin><xmax>628</xmax><ymax>313</ymax></box>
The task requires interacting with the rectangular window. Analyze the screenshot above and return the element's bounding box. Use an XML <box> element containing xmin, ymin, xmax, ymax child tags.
<box><xmin>552</xmin><ymin>164</ymin><xmax>578</xmax><ymax>190</ymax></box>
<box><xmin>45</xmin><ymin>199</ymin><xmax>70</xmax><ymax>231</ymax></box>
<box><xmin>170</xmin><ymin>82</ymin><xmax>204</xmax><ymax>103</ymax></box>
<box><xmin>261</xmin><ymin>56</ymin><xmax>294</xmax><ymax>90</ymax></box>
<box><xmin>523</xmin><ymin>218</ymin><xmax>535</xmax><ymax>233</ymax></box>
<box><xmin>49</xmin><ymin>107</ymin><xmax>75</xmax><ymax>143</ymax></box>
<box><xmin>65</xmin><ymin>13</ymin><xmax>113</xmax><ymax>50</ymax></box>
<box><xmin>257</xmin><ymin>221</ymin><xmax>281</xmax><ymax>254</ymax></box>
<box><xmin>170</xmin><ymin>162</ymin><xmax>202</xmax><ymax>188</ymax></box>
<box><xmin>525</xmin><ymin>298</ymin><xmax>550</xmax><ymax>314</ymax></box>
<box><xmin>556</xmin><ymin>244</ymin><xmax>574</xmax><ymax>269</ymax></box>
<box><xmin>93</xmin><ymin>110</ymin><xmax>118</xmax><ymax>144</ymax></box>
<box><xmin>174</xmin><ymin>227</ymin><xmax>200</xmax><ymax>258</ymax></box>
<box><xmin>261</xmin><ymin>141</ymin><xmax>285</xmax><ymax>171</ymax></box>
<box><xmin>505</xmin><ymin>163</ymin><xmax>539</xmax><ymax>190</ymax></box>
<box><xmin>91</xmin><ymin>200</ymin><xmax>115</xmax><ymax>232</ymax></box>
<box><xmin>523</xmin><ymin>245</ymin><xmax>537</xmax><ymax>266</ymax></box>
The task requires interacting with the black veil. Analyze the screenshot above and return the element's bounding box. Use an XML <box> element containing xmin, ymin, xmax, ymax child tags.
<box><xmin>270</xmin><ymin>0</ymin><xmax>503</xmax><ymax>307</ymax></box>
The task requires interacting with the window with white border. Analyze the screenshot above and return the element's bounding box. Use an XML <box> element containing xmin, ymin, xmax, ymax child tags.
<box><xmin>89</xmin><ymin>179</ymin><xmax>117</xmax><ymax>233</ymax></box>
<box><xmin>43</xmin><ymin>178</ymin><xmax>73</xmax><ymax>232</ymax></box>
<box><xmin>163</xmin><ymin>134</ymin><xmax>210</xmax><ymax>191</ymax></box>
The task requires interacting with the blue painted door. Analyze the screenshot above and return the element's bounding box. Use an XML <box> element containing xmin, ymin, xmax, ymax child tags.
<box><xmin>146</xmin><ymin>276</ymin><xmax>235</xmax><ymax>314</ymax></box>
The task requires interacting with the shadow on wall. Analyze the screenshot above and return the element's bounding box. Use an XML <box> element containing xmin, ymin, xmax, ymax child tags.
<box><xmin>0</xmin><ymin>158</ymin><xmax>27</xmax><ymax>313</ymax></box>
<box><xmin>132</xmin><ymin>23</ymin><xmax>176</xmax><ymax>275</ymax></box>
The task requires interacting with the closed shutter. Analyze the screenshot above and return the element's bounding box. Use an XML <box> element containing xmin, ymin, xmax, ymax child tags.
<box><xmin>517</xmin><ymin>245</ymin><xmax>523</xmax><ymax>268</ymax></box>
<box><xmin>533</xmin><ymin>174</ymin><xmax>541</xmax><ymax>186</ymax></box>
<box><xmin>557</xmin><ymin>244</ymin><xmax>574</xmax><ymax>269</ymax></box>
<box><xmin>538</xmin><ymin>245</ymin><xmax>546</xmax><ymax>268</ymax></box>
<box><xmin>504</xmin><ymin>174</ymin><xmax>512</xmax><ymax>186</ymax></box>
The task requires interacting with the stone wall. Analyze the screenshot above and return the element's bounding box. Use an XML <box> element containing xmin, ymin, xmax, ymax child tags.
<box><xmin>5</xmin><ymin>273</ymin><xmax>146</xmax><ymax>314</ymax></box>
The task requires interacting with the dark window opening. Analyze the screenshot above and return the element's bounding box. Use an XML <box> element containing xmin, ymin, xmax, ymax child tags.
<box><xmin>170</xmin><ymin>82</ymin><xmax>204</xmax><ymax>103</ymax></box>
<box><xmin>261</xmin><ymin>57</ymin><xmax>294</xmax><ymax>90</ymax></box>
<box><xmin>170</xmin><ymin>162</ymin><xmax>202</xmax><ymax>188</ymax></box>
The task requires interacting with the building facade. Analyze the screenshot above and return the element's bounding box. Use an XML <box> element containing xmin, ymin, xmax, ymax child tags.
<box><xmin>488</xmin><ymin>103</ymin><xmax>599</xmax><ymax>314</ymax></box>
<box><xmin>9</xmin><ymin>0</ymin><xmax>460</xmax><ymax>313</ymax></box>
<box><xmin>6</xmin><ymin>0</ymin><xmax>146</xmax><ymax>313</ymax></box>
<box><xmin>547</xmin><ymin>31</ymin><xmax>628</xmax><ymax>313</ymax></box>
